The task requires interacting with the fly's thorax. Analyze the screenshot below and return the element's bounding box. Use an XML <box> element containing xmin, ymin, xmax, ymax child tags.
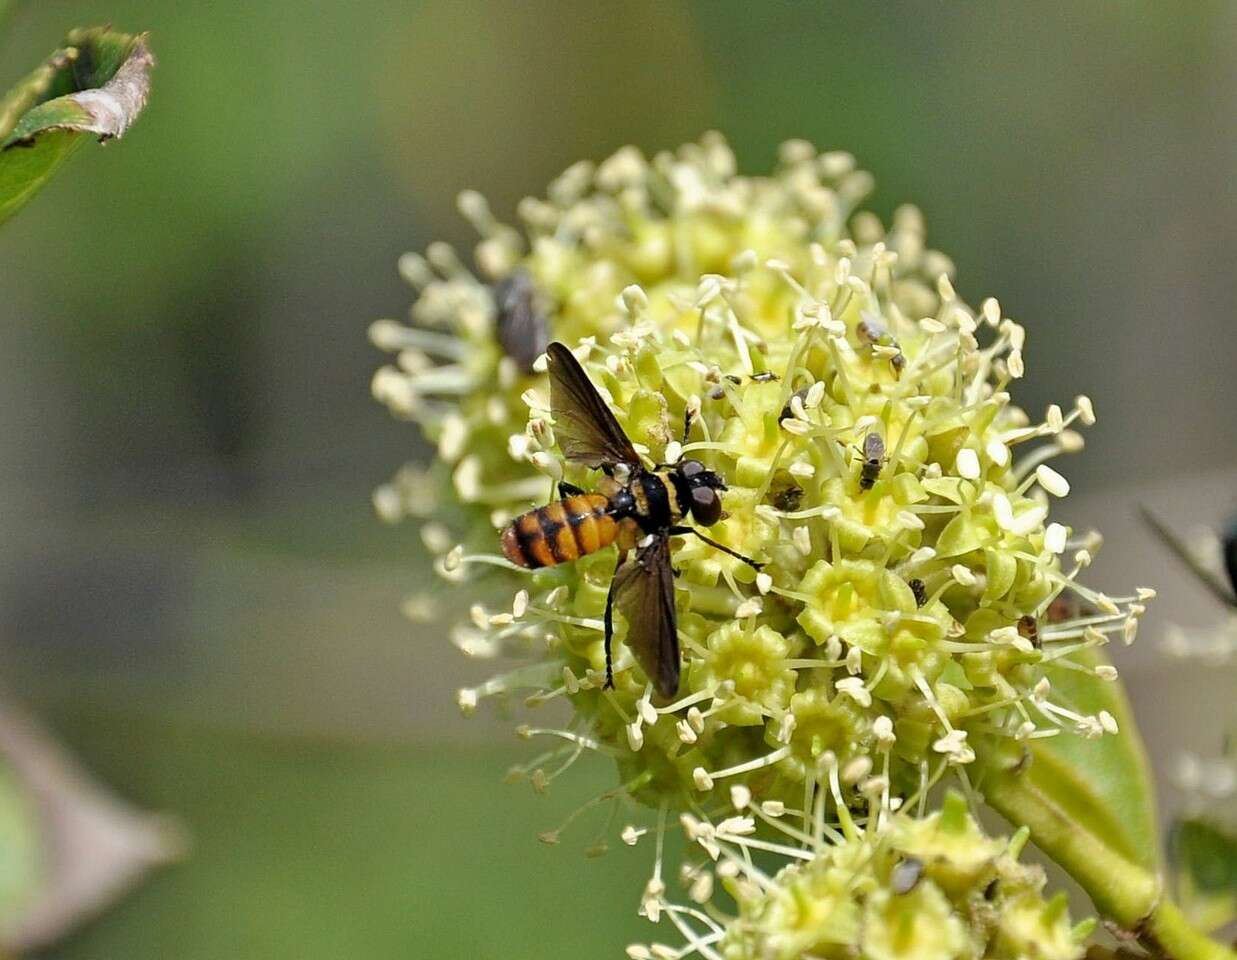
<box><xmin>632</xmin><ymin>470</ymin><xmax>674</xmax><ymax>531</ymax></box>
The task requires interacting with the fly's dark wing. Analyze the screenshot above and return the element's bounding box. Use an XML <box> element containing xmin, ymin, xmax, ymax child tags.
<box><xmin>546</xmin><ymin>341</ymin><xmax>639</xmax><ymax>469</ymax></box>
<box><xmin>613</xmin><ymin>534</ymin><xmax>680</xmax><ymax>699</ymax></box>
<box><xmin>1139</xmin><ymin>506</ymin><xmax>1237</xmax><ymax>608</ymax></box>
<box><xmin>493</xmin><ymin>270</ymin><xmax>548</xmax><ymax>374</ymax></box>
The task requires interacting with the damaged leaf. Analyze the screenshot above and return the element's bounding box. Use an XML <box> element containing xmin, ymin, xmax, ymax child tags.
<box><xmin>0</xmin><ymin>27</ymin><xmax>155</xmax><ymax>224</ymax></box>
<box><xmin>0</xmin><ymin>701</ymin><xmax>184</xmax><ymax>952</ymax></box>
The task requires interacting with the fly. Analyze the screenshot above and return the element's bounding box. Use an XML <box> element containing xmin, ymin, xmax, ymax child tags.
<box><xmin>857</xmin><ymin>431</ymin><xmax>886</xmax><ymax>491</ymax></box>
<box><xmin>908</xmin><ymin>578</ymin><xmax>927</xmax><ymax>607</ymax></box>
<box><xmin>857</xmin><ymin>315</ymin><xmax>906</xmax><ymax>378</ymax></box>
<box><xmin>500</xmin><ymin>342</ymin><xmax>763</xmax><ymax>698</ymax></box>
<box><xmin>493</xmin><ymin>269</ymin><xmax>549</xmax><ymax>374</ymax></box>
<box><xmin>1017</xmin><ymin>614</ymin><xmax>1041</xmax><ymax>649</ymax></box>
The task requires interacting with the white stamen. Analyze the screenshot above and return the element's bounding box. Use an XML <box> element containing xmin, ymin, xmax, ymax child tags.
<box><xmin>955</xmin><ymin>448</ymin><xmax>981</xmax><ymax>480</ymax></box>
<box><xmin>734</xmin><ymin>598</ymin><xmax>762</xmax><ymax>619</ymax></box>
<box><xmin>835</xmin><ymin>677</ymin><xmax>872</xmax><ymax>707</ymax></box>
<box><xmin>951</xmin><ymin>564</ymin><xmax>977</xmax><ymax>587</ymax></box>
<box><xmin>1036</xmin><ymin>464</ymin><xmax>1070</xmax><ymax>497</ymax></box>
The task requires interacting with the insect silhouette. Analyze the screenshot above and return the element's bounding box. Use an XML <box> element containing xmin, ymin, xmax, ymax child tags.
<box><xmin>492</xmin><ymin>269</ymin><xmax>549</xmax><ymax>374</ymax></box>
<box><xmin>1016</xmin><ymin>614</ymin><xmax>1041</xmax><ymax>649</ymax></box>
<box><xmin>857</xmin><ymin>315</ymin><xmax>906</xmax><ymax>378</ymax></box>
<box><xmin>857</xmin><ymin>431</ymin><xmax>886</xmax><ymax>491</ymax></box>
<box><xmin>908</xmin><ymin>578</ymin><xmax>927</xmax><ymax>608</ymax></box>
<box><xmin>500</xmin><ymin>342</ymin><xmax>763</xmax><ymax>698</ymax></box>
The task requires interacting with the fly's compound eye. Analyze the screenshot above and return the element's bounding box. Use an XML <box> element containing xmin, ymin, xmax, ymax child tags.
<box><xmin>679</xmin><ymin>459</ymin><xmax>707</xmax><ymax>478</ymax></box>
<box><xmin>689</xmin><ymin>485</ymin><xmax>723</xmax><ymax>525</ymax></box>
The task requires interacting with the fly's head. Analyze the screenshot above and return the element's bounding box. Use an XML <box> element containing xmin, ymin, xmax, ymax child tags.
<box><xmin>676</xmin><ymin>458</ymin><xmax>726</xmax><ymax>526</ymax></box>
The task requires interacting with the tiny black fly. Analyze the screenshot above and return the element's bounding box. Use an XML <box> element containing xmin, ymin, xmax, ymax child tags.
<box><xmin>493</xmin><ymin>269</ymin><xmax>549</xmax><ymax>374</ymax></box>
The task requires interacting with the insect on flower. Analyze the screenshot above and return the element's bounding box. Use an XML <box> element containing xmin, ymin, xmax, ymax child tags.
<box><xmin>1017</xmin><ymin>614</ymin><xmax>1041</xmax><ymax>649</ymax></box>
<box><xmin>500</xmin><ymin>342</ymin><xmax>763</xmax><ymax>698</ymax></box>
<box><xmin>908</xmin><ymin>577</ymin><xmax>928</xmax><ymax>608</ymax></box>
<box><xmin>857</xmin><ymin>431</ymin><xmax>886</xmax><ymax>491</ymax></box>
<box><xmin>857</xmin><ymin>314</ymin><xmax>906</xmax><ymax>378</ymax></box>
<box><xmin>492</xmin><ymin>268</ymin><xmax>549</xmax><ymax>374</ymax></box>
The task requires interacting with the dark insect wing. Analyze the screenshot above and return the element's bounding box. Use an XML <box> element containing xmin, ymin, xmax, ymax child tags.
<box><xmin>546</xmin><ymin>341</ymin><xmax>639</xmax><ymax>468</ymax></box>
<box><xmin>493</xmin><ymin>270</ymin><xmax>548</xmax><ymax>374</ymax></box>
<box><xmin>613</xmin><ymin>534</ymin><xmax>680</xmax><ymax>699</ymax></box>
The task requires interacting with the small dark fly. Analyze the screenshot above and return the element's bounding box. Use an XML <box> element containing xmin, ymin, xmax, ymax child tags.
<box><xmin>1045</xmin><ymin>587</ymin><xmax>1097</xmax><ymax>624</ymax></box>
<box><xmin>908</xmin><ymin>578</ymin><xmax>927</xmax><ymax>608</ymax></box>
<box><xmin>857</xmin><ymin>315</ymin><xmax>906</xmax><ymax>378</ymax></box>
<box><xmin>492</xmin><ymin>269</ymin><xmax>549</xmax><ymax>374</ymax></box>
<box><xmin>771</xmin><ymin>480</ymin><xmax>804</xmax><ymax>513</ymax></box>
<box><xmin>1017</xmin><ymin>614</ymin><xmax>1041</xmax><ymax>649</ymax></box>
<box><xmin>500</xmin><ymin>342</ymin><xmax>763</xmax><ymax>698</ymax></box>
<box><xmin>857</xmin><ymin>431</ymin><xmax>886</xmax><ymax>491</ymax></box>
<box><xmin>780</xmin><ymin>386</ymin><xmax>812</xmax><ymax>424</ymax></box>
<box><xmin>707</xmin><ymin>374</ymin><xmax>745</xmax><ymax>401</ymax></box>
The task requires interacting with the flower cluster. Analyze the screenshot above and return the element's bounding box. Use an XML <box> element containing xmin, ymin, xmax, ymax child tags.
<box><xmin>629</xmin><ymin>789</ymin><xmax>1092</xmax><ymax>960</ymax></box>
<box><xmin>373</xmin><ymin>134</ymin><xmax>1150</xmax><ymax>817</ymax></box>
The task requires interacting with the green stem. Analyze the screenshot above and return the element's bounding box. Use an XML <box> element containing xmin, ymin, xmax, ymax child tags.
<box><xmin>980</xmin><ymin>758</ymin><xmax>1235</xmax><ymax>960</ymax></box>
<box><xmin>1143</xmin><ymin>900</ymin><xmax>1236</xmax><ymax>960</ymax></box>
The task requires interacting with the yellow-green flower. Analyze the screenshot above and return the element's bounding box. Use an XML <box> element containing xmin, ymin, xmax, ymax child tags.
<box><xmin>628</xmin><ymin>790</ymin><xmax>1092</xmax><ymax>960</ymax></box>
<box><xmin>373</xmin><ymin>133</ymin><xmax>1150</xmax><ymax>815</ymax></box>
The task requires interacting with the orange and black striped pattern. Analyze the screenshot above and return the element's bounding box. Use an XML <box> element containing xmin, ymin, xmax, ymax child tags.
<box><xmin>501</xmin><ymin>493</ymin><xmax>618</xmax><ymax>569</ymax></box>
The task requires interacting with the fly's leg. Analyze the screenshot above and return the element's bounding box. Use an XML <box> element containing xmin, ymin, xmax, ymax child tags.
<box><xmin>680</xmin><ymin>408</ymin><xmax>694</xmax><ymax>447</ymax></box>
<box><xmin>669</xmin><ymin>525</ymin><xmax>764</xmax><ymax>570</ymax></box>
<box><xmin>602</xmin><ymin>551</ymin><xmax>626</xmax><ymax>690</ymax></box>
<box><xmin>557</xmin><ymin>481</ymin><xmax>585</xmax><ymax>499</ymax></box>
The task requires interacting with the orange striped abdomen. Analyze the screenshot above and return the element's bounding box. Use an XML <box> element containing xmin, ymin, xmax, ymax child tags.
<box><xmin>501</xmin><ymin>493</ymin><xmax>617</xmax><ymax>569</ymax></box>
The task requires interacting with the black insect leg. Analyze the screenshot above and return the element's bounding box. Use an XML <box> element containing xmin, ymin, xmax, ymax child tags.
<box><xmin>680</xmin><ymin>407</ymin><xmax>694</xmax><ymax>447</ymax></box>
<box><xmin>602</xmin><ymin>551</ymin><xmax>625</xmax><ymax>690</ymax></box>
<box><xmin>669</xmin><ymin>525</ymin><xmax>764</xmax><ymax>570</ymax></box>
<box><xmin>557</xmin><ymin>481</ymin><xmax>586</xmax><ymax>499</ymax></box>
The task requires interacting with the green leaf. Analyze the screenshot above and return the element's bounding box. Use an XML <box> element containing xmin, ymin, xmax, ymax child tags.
<box><xmin>0</xmin><ymin>760</ymin><xmax>41</xmax><ymax>934</ymax></box>
<box><xmin>1030</xmin><ymin>647</ymin><xmax>1160</xmax><ymax>868</ymax></box>
<box><xmin>1172</xmin><ymin>817</ymin><xmax>1237</xmax><ymax>934</ymax></box>
<box><xmin>974</xmin><ymin>643</ymin><xmax>1167</xmax><ymax>935</ymax></box>
<box><xmin>0</xmin><ymin>27</ymin><xmax>154</xmax><ymax>225</ymax></box>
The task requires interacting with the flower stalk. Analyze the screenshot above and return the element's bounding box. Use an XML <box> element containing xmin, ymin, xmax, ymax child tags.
<box><xmin>979</xmin><ymin>744</ymin><xmax>1235</xmax><ymax>960</ymax></box>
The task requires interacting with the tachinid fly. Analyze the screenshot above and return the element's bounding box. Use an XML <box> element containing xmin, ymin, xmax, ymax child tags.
<box><xmin>501</xmin><ymin>342</ymin><xmax>762</xmax><ymax>698</ymax></box>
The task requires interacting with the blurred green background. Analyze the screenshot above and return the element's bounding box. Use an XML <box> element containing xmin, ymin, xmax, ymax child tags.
<box><xmin>1</xmin><ymin>1</ymin><xmax>1235</xmax><ymax>957</ymax></box>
